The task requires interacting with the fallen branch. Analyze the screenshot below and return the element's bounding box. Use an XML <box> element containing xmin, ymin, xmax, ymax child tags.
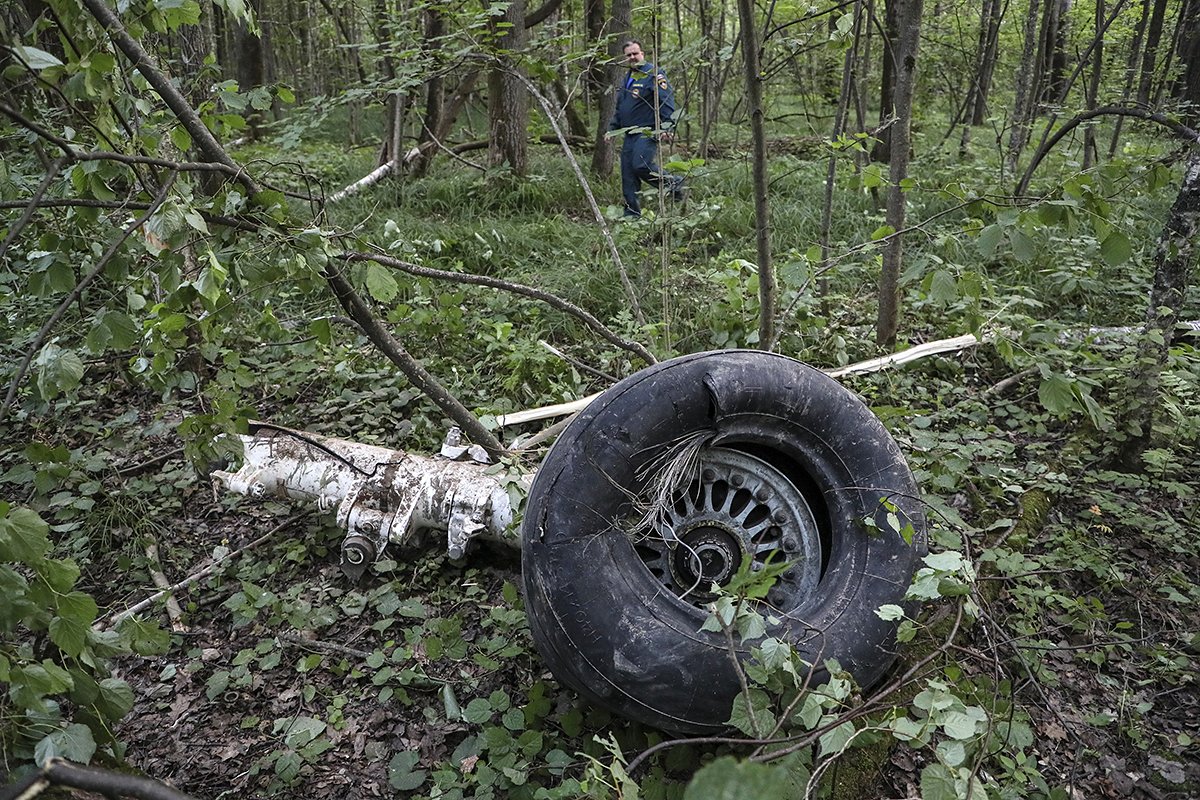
<box><xmin>278</xmin><ymin>631</ymin><xmax>372</xmax><ymax>660</ymax></box>
<box><xmin>498</xmin><ymin>333</ymin><xmax>983</xmax><ymax>427</ymax></box>
<box><xmin>143</xmin><ymin>537</ymin><xmax>186</xmax><ymax>632</ymax></box>
<box><xmin>322</xmin><ymin>262</ymin><xmax>508</xmax><ymax>458</ymax></box>
<box><xmin>0</xmin><ymin>758</ymin><xmax>197</xmax><ymax>800</ymax></box>
<box><xmin>1016</xmin><ymin>106</ymin><xmax>1200</xmax><ymax>198</ymax></box>
<box><xmin>329</xmin><ymin>160</ymin><xmax>396</xmax><ymax>203</ymax></box>
<box><xmin>99</xmin><ymin>512</ymin><xmax>310</xmax><ymax>630</ymax></box>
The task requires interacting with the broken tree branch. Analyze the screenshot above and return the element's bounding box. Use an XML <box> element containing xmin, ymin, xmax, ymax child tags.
<box><xmin>498</xmin><ymin>332</ymin><xmax>983</xmax><ymax>427</ymax></box>
<box><xmin>322</xmin><ymin>262</ymin><xmax>508</xmax><ymax>458</ymax></box>
<box><xmin>0</xmin><ymin>758</ymin><xmax>197</xmax><ymax>800</ymax></box>
<box><xmin>506</xmin><ymin>67</ymin><xmax>646</xmax><ymax>327</ymax></box>
<box><xmin>77</xmin><ymin>0</ymin><xmax>258</xmax><ymax>196</ymax></box>
<box><xmin>100</xmin><ymin>512</ymin><xmax>310</xmax><ymax>630</ymax></box>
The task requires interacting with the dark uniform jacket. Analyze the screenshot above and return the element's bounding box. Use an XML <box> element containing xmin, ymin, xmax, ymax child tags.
<box><xmin>609</xmin><ymin>62</ymin><xmax>676</xmax><ymax>134</ymax></box>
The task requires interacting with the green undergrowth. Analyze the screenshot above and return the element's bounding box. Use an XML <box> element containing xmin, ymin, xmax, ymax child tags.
<box><xmin>3</xmin><ymin>121</ymin><xmax>1197</xmax><ymax>798</ymax></box>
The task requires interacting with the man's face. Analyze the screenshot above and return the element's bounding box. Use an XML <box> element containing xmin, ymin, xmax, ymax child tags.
<box><xmin>623</xmin><ymin>44</ymin><xmax>645</xmax><ymax>66</ymax></box>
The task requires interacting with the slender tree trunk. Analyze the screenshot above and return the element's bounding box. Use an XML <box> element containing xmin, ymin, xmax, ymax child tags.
<box><xmin>870</xmin><ymin>0</ymin><xmax>899</xmax><ymax>162</ymax></box>
<box><xmin>972</xmin><ymin>0</ymin><xmax>1004</xmax><ymax>125</ymax></box>
<box><xmin>816</xmin><ymin>1</ymin><xmax>864</xmax><ymax>307</ymax></box>
<box><xmin>875</xmin><ymin>0</ymin><xmax>923</xmax><ymax>348</ymax></box>
<box><xmin>1041</xmin><ymin>0</ymin><xmax>1071</xmax><ymax>103</ymax></box>
<box><xmin>1007</xmin><ymin>0</ymin><xmax>1043</xmax><ymax>178</ymax></box>
<box><xmin>1175</xmin><ymin>0</ymin><xmax>1200</xmax><ymax>120</ymax></box>
<box><xmin>736</xmin><ymin>0</ymin><xmax>775</xmax><ymax>349</ymax></box>
<box><xmin>415</xmin><ymin>6</ymin><xmax>446</xmax><ymax>165</ymax></box>
<box><xmin>590</xmin><ymin>0</ymin><xmax>630</xmax><ymax>176</ymax></box>
<box><xmin>1109</xmin><ymin>0</ymin><xmax>1151</xmax><ymax>157</ymax></box>
<box><xmin>235</xmin><ymin>0</ymin><xmax>266</xmax><ymax>140</ymax></box>
<box><xmin>1154</xmin><ymin>0</ymin><xmax>1188</xmax><ymax>105</ymax></box>
<box><xmin>1136</xmin><ymin>0</ymin><xmax>1169</xmax><ymax>103</ymax></box>
<box><xmin>1083</xmin><ymin>0</ymin><xmax>1104</xmax><ymax>169</ymax></box>
<box><xmin>1117</xmin><ymin>151</ymin><xmax>1200</xmax><ymax>468</ymax></box>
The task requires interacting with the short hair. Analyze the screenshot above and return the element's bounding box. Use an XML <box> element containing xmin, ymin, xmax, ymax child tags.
<box><xmin>620</xmin><ymin>39</ymin><xmax>642</xmax><ymax>50</ymax></box>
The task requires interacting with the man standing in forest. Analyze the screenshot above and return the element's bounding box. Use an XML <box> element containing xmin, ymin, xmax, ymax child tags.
<box><xmin>609</xmin><ymin>40</ymin><xmax>685</xmax><ymax>218</ymax></box>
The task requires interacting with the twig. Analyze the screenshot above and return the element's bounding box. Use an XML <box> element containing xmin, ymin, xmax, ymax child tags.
<box><xmin>0</xmin><ymin>157</ymin><xmax>64</xmax><ymax>262</ymax></box>
<box><xmin>982</xmin><ymin>367</ymin><xmax>1037</xmax><ymax>398</ymax></box>
<box><xmin>0</xmin><ymin>758</ymin><xmax>197</xmax><ymax>800</ymax></box>
<box><xmin>322</xmin><ymin>262</ymin><xmax>508</xmax><ymax>459</ymax></box>
<box><xmin>0</xmin><ymin>198</ymin><xmax>260</xmax><ymax>232</ymax></box>
<box><xmin>510</xmin><ymin>414</ymin><xmax>576</xmax><ymax>453</ymax></box>
<box><xmin>0</xmin><ymin>172</ymin><xmax>178</xmax><ymax>422</ymax></box>
<box><xmin>504</xmin><ymin>67</ymin><xmax>647</xmax><ymax>327</ymax></box>
<box><xmin>99</xmin><ymin>512</ymin><xmax>310</xmax><ymax>629</ymax></box>
<box><xmin>341</xmin><ymin>250</ymin><xmax>656</xmax><ymax>366</ymax></box>
<box><xmin>143</xmin><ymin>537</ymin><xmax>186</xmax><ymax>633</ymax></box>
<box><xmin>278</xmin><ymin>631</ymin><xmax>372</xmax><ymax>659</ymax></box>
<box><xmin>538</xmin><ymin>340</ymin><xmax>619</xmax><ymax>382</ymax></box>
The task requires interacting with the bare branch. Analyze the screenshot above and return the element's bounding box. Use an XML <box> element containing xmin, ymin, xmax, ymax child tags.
<box><xmin>0</xmin><ymin>157</ymin><xmax>64</xmax><ymax>262</ymax></box>
<box><xmin>342</xmin><ymin>250</ymin><xmax>657</xmax><ymax>366</ymax></box>
<box><xmin>76</xmin><ymin>0</ymin><xmax>259</xmax><ymax>195</ymax></box>
<box><xmin>1016</xmin><ymin>106</ymin><xmax>1200</xmax><ymax>197</ymax></box>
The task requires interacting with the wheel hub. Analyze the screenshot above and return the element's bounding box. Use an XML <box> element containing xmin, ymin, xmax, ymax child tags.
<box><xmin>636</xmin><ymin>447</ymin><xmax>822</xmax><ymax>609</ymax></box>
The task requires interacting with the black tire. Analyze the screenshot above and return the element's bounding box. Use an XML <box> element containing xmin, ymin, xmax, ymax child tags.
<box><xmin>521</xmin><ymin>350</ymin><xmax>927</xmax><ymax>734</ymax></box>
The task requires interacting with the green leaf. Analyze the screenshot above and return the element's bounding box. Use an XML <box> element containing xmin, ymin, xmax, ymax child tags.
<box><xmin>1038</xmin><ymin>373</ymin><xmax>1076</xmax><ymax>416</ymax></box>
<box><xmin>727</xmin><ymin>689</ymin><xmax>776</xmax><ymax>737</ymax></box>
<box><xmin>976</xmin><ymin>224</ymin><xmax>1003</xmax><ymax>257</ymax></box>
<box><xmin>97</xmin><ymin>678</ymin><xmax>135</xmax><ymax>721</ymax></box>
<box><xmin>34</xmin><ymin>723</ymin><xmax>97</xmax><ymax>766</ymax></box>
<box><xmin>12</xmin><ymin>45</ymin><xmax>64</xmax><ymax>70</ymax></box>
<box><xmin>875</xmin><ymin>604</ymin><xmax>905</xmax><ymax>621</ymax></box>
<box><xmin>818</xmin><ymin>721</ymin><xmax>856</xmax><ymax>758</ymax></box>
<box><xmin>277</xmin><ymin>86</ymin><xmax>296</xmax><ymax>104</ymax></box>
<box><xmin>920</xmin><ymin>763</ymin><xmax>958</xmax><ymax>800</ymax></box>
<box><xmin>388</xmin><ymin>750</ymin><xmax>427</xmax><ymax>791</ymax></box>
<box><xmin>0</xmin><ymin>506</ymin><xmax>52</xmax><ymax>563</ymax></box>
<box><xmin>118</xmin><ymin>615</ymin><xmax>170</xmax><ymax>655</ymax></box>
<box><xmin>683</xmin><ymin>755</ymin><xmax>791</xmax><ymax>800</ymax></box>
<box><xmin>195</xmin><ymin>250</ymin><xmax>228</xmax><ymax>305</ymax></box>
<box><xmin>463</xmin><ymin>698</ymin><xmax>493</xmax><ymax>723</ymax></box>
<box><xmin>364</xmin><ymin>263</ymin><xmax>399</xmax><ymax>303</ymax></box>
<box><xmin>1010</xmin><ymin>230</ymin><xmax>1037</xmax><ymax>262</ymax></box>
<box><xmin>1100</xmin><ymin>231</ymin><xmax>1132</xmax><ymax>266</ymax></box>
<box><xmin>170</xmin><ymin>125</ymin><xmax>193</xmax><ymax>152</ymax></box>
<box><xmin>34</xmin><ymin>344</ymin><xmax>86</xmax><ymax>401</ymax></box>
<box><xmin>927</xmin><ymin>270</ymin><xmax>957</xmax><ymax>304</ymax></box>
<box><xmin>281</xmin><ymin>716</ymin><xmax>326</xmax><ymax>748</ymax></box>
<box><xmin>871</xmin><ymin>224</ymin><xmax>896</xmax><ymax>241</ymax></box>
<box><xmin>50</xmin><ymin>591</ymin><xmax>98</xmax><ymax>657</ymax></box>
<box><xmin>941</xmin><ymin>709</ymin><xmax>981</xmax><ymax>740</ymax></box>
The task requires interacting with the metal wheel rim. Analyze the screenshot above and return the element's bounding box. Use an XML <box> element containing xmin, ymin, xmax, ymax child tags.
<box><xmin>635</xmin><ymin>446</ymin><xmax>822</xmax><ymax>609</ymax></box>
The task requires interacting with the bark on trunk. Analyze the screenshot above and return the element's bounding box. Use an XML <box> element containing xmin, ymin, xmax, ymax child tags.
<box><xmin>589</xmin><ymin>0</ymin><xmax>630</xmax><ymax>176</ymax></box>
<box><xmin>875</xmin><ymin>0</ymin><xmax>923</xmax><ymax>348</ymax></box>
<box><xmin>486</xmin><ymin>0</ymin><xmax>528</xmax><ymax>174</ymax></box>
<box><xmin>734</xmin><ymin>0</ymin><xmax>775</xmax><ymax>349</ymax></box>
<box><xmin>1117</xmin><ymin>151</ymin><xmax>1200</xmax><ymax>469</ymax></box>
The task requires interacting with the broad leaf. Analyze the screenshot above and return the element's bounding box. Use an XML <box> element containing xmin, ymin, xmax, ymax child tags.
<box><xmin>683</xmin><ymin>756</ymin><xmax>791</xmax><ymax>800</ymax></box>
<box><xmin>12</xmin><ymin>45</ymin><xmax>64</xmax><ymax>70</ymax></box>
<box><xmin>34</xmin><ymin>724</ymin><xmax>97</xmax><ymax>766</ymax></box>
<box><xmin>388</xmin><ymin>750</ymin><xmax>427</xmax><ymax>791</ymax></box>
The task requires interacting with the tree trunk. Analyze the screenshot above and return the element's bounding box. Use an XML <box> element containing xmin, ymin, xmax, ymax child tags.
<box><xmin>875</xmin><ymin>0</ymin><xmax>923</xmax><ymax>348</ymax></box>
<box><xmin>736</xmin><ymin>0</ymin><xmax>775</xmax><ymax>349</ymax></box>
<box><xmin>1040</xmin><ymin>0</ymin><xmax>1071</xmax><ymax>104</ymax></box>
<box><xmin>414</xmin><ymin>5</ymin><xmax>446</xmax><ymax>168</ymax></box>
<box><xmin>1007</xmin><ymin>0</ymin><xmax>1043</xmax><ymax>178</ymax></box>
<box><xmin>487</xmin><ymin>0</ymin><xmax>529</xmax><ymax>175</ymax></box>
<box><xmin>1109</xmin><ymin>0</ymin><xmax>1151</xmax><ymax>157</ymax></box>
<box><xmin>1136</xmin><ymin>0</ymin><xmax>1169</xmax><ymax>104</ymax></box>
<box><xmin>235</xmin><ymin>0</ymin><xmax>266</xmax><ymax>139</ymax></box>
<box><xmin>590</xmin><ymin>0</ymin><xmax>631</xmax><ymax>176</ymax></box>
<box><xmin>1083</xmin><ymin>0</ymin><xmax>1104</xmax><ymax>169</ymax></box>
<box><xmin>1175</xmin><ymin>0</ymin><xmax>1200</xmax><ymax>121</ymax></box>
<box><xmin>870</xmin><ymin>0</ymin><xmax>899</xmax><ymax>162</ymax></box>
<box><xmin>1117</xmin><ymin>151</ymin><xmax>1200</xmax><ymax>469</ymax></box>
<box><xmin>971</xmin><ymin>0</ymin><xmax>1004</xmax><ymax>125</ymax></box>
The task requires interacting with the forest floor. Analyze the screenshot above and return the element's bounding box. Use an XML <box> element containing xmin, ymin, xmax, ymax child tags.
<box><xmin>53</xmin><ymin>351</ymin><xmax>1193</xmax><ymax>800</ymax></box>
